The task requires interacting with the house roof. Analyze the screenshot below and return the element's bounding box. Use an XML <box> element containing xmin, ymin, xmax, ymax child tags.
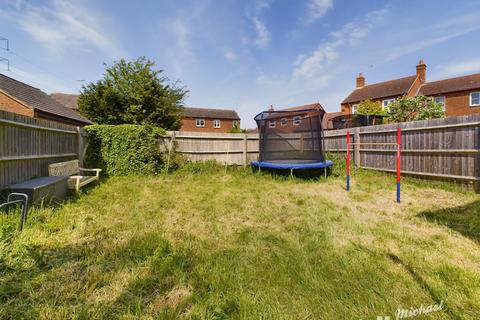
<box><xmin>50</xmin><ymin>93</ymin><xmax>79</xmax><ymax>109</ymax></box>
<box><xmin>322</xmin><ymin>111</ymin><xmax>344</xmax><ymax>130</ymax></box>
<box><xmin>282</xmin><ymin>102</ymin><xmax>324</xmax><ymax>111</ymax></box>
<box><xmin>0</xmin><ymin>74</ymin><xmax>91</xmax><ymax>124</ymax></box>
<box><xmin>342</xmin><ymin>75</ymin><xmax>418</xmax><ymax>104</ymax></box>
<box><xmin>419</xmin><ymin>73</ymin><xmax>480</xmax><ymax>96</ymax></box>
<box><xmin>183</xmin><ymin>107</ymin><xmax>240</xmax><ymax>120</ymax></box>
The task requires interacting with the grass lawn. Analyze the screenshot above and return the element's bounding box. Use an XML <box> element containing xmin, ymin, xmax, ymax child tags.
<box><xmin>1</xmin><ymin>167</ymin><xmax>480</xmax><ymax>319</ymax></box>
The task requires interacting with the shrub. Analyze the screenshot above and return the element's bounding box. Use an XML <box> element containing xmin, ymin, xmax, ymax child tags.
<box><xmin>84</xmin><ymin>125</ymin><xmax>168</xmax><ymax>176</ymax></box>
<box><xmin>386</xmin><ymin>95</ymin><xmax>444</xmax><ymax>122</ymax></box>
<box><xmin>356</xmin><ymin>99</ymin><xmax>385</xmax><ymax>116</ymax></box>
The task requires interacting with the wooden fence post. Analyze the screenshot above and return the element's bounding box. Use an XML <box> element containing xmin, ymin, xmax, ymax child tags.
<box><xmin>243</xmin><ymin>133</ymin><xmax>248</xmax><ymax>168</ymax></box>
<box><xmin>354</xmin><ymin>127</ymin><xmax>360</xmax><ymax>168</ymax></box>
<box><xmin>475</xmin><ymin>126</ymin><xmax>480</xmax><ymax>193</ymax></box>
<box><xmin>77</xmin><ymin>127</ymin><xmax>83</xmax><ymax>167</ymax></box>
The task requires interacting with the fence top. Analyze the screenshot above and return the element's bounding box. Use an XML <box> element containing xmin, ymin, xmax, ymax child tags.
<box><xmin>0</xmin><ymin>109</ymin><xmax>78</xmax><ymax>133</ymax></box>
<box><xmin>324</xmin><ymin>113</ymin><xmax>480</xmax><ymax>137</ymax></box>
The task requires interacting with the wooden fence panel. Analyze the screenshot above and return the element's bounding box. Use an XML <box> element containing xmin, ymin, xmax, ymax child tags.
<box><xmin>168</xmin><ymin>114</ymin><xmax>480</xmax><ymax>191</ymax></box>
<box><xmin>0</xmin><ymin>110</ymin><xmax>79</xmax><ymax>189</ymax></box>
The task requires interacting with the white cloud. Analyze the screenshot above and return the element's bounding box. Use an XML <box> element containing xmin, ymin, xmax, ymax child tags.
<box><xmin>293</xmin><ymin>7</ymin><xmax>387</xmax><ymax>80</ymax></box>
<box><xmin>385</xmin><ymin>27</ymin><xmax>479</xmax><ymax>62</ymax></box>
<box><xmin>1</xmin><ymin>0</ymin><xmax>121</xmax><ymax>56</ymax></box>
<box><xmin>224</xmin><ymin>48</ymin><xmax>237</xmax><ymax>61</ymax></box>
<box><xmin>439</xmin><ymin>59</ymin><xmax>480</xmax><ymax>77</ymax></box>
<box><xmin>253</xmin><ymin>18</ymin><xmax>270</xmax><ymax>48</ymax></box>
<box><xmin>305</xmin><ymin>0</ymin><xmax>333</xmax><ymax>25</ymax></box>
<box><xmin>246</xmin><ymin>0</ymin><xmax>273</xmax><ymax>49</ymax></box>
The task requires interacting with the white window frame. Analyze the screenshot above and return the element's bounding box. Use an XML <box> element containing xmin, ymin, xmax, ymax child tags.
<box><xmin>292</xmin><ymin>116</ymin><xmax>302</xmax><ymax>126</ymax></box>
<box><xmin>232</xmin><ymin>120</ymin><xmax>238</xmax><ymax>128</ymax></box>
<box><xmin>195</xmin><ymin>118</ymin><xmax>205</xmax><ymax>127</ymax></box>
<box><xmin>213</xmin><ymin>119</ymin><xmax>221</xmax><ymax>129</ymax></box>
<box><xmin>382</xmin><ymin>98</ymin><xmax>396</xmax><ymax>109</ymax></box>
<box><xmin>434</xmin><ymin>96</ymin><xmax>446</xmax><ymax>111</ymax></box>
<box><xmin>470</xmin><ymin>92</ymin><xmax>480</xmax><ymax>107</ymax></box>
<box><xmin>280</xmin><ymin>118</ymin><xmax>288</xmax><ymax>126</ymax></box>
<box><xmin>269</xmin><ymin>120</ymin><xmax>276</xmax><ymax>128</ymax></box>
<box><xmin>351</xmin><ymin>104</ymin><xmax>359</xmax><ymax>114</ymax></box>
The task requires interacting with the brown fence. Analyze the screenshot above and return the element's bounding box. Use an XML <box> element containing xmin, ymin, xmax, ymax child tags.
<box><xmin>162</xmin><ymin>131</ymin><xmax>259</xmax><ymax>166</ymax></box>
<box><xmin>323</xmin><ymin>114</ymin><xmax>480</xmax><ymax>190</ymax></box>
<box><xmin>168</xmin><ymin>114</ymin><xmax>480</xmax><ymax>191</ymax></box>
<box><xmin>0</xmin><ymin>110</ymin><xmax>80</xmax><ymax>189</ymax></box>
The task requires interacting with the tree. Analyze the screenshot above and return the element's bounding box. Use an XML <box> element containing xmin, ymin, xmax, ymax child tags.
<box><xmin>386</xmin><ymin>95</ymin><xmax>444</xmax><ymax>123</ymax></box>
<box><xmin>356</xmin><ymin>99</ymin><xmax>384</xmax><ymax>115</ymax></box>
<box><xmin>77</xmin><ymin>57</ymin><xmax>187</xmax><ymax>129</ymax></box>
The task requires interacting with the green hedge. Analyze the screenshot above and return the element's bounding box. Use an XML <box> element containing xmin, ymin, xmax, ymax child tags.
<box><xmin>84</xmin><ymin>125</ymin><xmax>167</xmax><ymax>176</ymax></box>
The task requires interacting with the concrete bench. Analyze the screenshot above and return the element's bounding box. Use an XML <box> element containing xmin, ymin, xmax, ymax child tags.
<box><xmin>8</xmin><ymin>176</ymin><xmax>68</xmax><ymax>204</ymax></box>
<box><xmin>49</xmin><ymin>160</ymin><xmax>101</xmax><ymax>192</ymax></box>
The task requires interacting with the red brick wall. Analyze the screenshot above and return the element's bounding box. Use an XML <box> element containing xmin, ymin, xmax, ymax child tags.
<box><xmin>0</xmin><ymin>91</ymin><xmax>33</xmax><ymax>117</ymax></box>
<box><xmin>180</xmin><ymin>117</ymin><xmax>240</xmax><ymax>133</ymax></box>
<box><xmin>435</xmin><ymin>90</ymin><xmax>480</xmax><ymax>117</ymax></box>
<box><xmin>342</xmin><ymin>96</ymin><xmax>397</xmax><ymax>114</ymax></box>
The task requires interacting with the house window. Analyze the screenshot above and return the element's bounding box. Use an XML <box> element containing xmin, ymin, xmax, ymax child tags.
<box><xmin>232</xmin><ymin>120</ymin><xmax>238</xmax><ymax>128</ymax></box>
<box><xmin>213</xmin><ymin>119</ymin><xmax>221</xmax><ymax>128</ymax></box>
<box><xmin>382</xmin><ymin>98</ymin><xmax>396</xmax><ymax>109</ymax></box>
<box><xmin>280</xmin><ymin>118</ymin><xmax>288</xmax><ymax>126</ymax></box>
<box><xmin>471</xmin><ymin>92</ymin><xmax>480</xmax><ymax>107</ymax></box>
<box><xmin>351</xmin><ymin>104</ymin><xmax>359</xmax><ymax>114</ymax></box>
<box><xmin>434</xmin><ymin>96</ymin><xmax>446</xmax><ymax>110</ymax></box>
<box><xmin>269</xmin><ymin>120</ymin><xmax>276</xmax><ymax>128</ymax></box>
<box><xmin>195</xmin><ymin>119</ymin><xmax>205</xmax><ymax>127</ymax></box>
<box><xmin>293</xmin><ymin>116</ymin><xmax>302</xmax><ymax>126</ymax></box>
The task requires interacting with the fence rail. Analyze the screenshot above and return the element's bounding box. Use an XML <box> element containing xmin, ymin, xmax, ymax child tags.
<box><xmin>0</xmin><ymin>110</ymin><xmax>80</xmax><ymax>189</ymax></box>
<box><xmin>167</xmin><ymin>114</ymin><xmax>480</xmax><ymax>192</ymax></box>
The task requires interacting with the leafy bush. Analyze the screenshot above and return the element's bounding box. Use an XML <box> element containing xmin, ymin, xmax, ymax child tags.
<box><xmin>386</xmin><ymin>95</ymin><xmax>444</xmax><ymax>122</ymax></box>
<box><xmin>84</xmin><ymin>125</ymin><xmax>168</xmax><ymax>176</ymax></box>
<box><xmin>356</xmin><ymin>99</ymin><xmax>385</xmax><ymax>116</ymax></box>
<box><xmin>78</xmin><ymin>57</ymin><xmax>187</xmax><ymax>129</ymax></box>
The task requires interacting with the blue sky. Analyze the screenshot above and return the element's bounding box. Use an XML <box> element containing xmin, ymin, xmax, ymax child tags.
<box><xmin>1</xmin><ymin>0</ymin><xmax>480</xmax><ymax>127</ymax></box>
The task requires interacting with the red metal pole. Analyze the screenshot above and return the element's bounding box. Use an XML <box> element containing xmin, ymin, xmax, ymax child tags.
<box><xmin>346</xmin><ymin>131</ymin><xmax>350</xmax><ymax>191</ymax></box>
<box><xmin>396</xmin><ymin>128</ymin><xmax>401</xmax><ymax>203</ymax></box>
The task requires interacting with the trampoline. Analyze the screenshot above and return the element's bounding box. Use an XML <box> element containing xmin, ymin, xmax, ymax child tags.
<box><xmin>251</xmin><ymin>106</ymin><xmax>333</xmax><ymax>176</ymax></box>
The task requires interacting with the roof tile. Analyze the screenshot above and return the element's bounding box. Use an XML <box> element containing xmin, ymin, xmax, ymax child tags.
<box><xmin>342</xmin><ymin>75</ymin><xmax>417</xmax><ymax>104</ymax></box>
<box><xmin>419</xmin><ymin>73</ymin><xmax>480</xmax><ymax>95</ymax></box>
<box><xmin>0</xmin><ymin>74</ymin><xmax>91</xmax><ymax>124</ymax></box>
<box><xmin>183</xmin><ymin>107</ymin><xmax>240</xmax><ymax>120</ymax></box>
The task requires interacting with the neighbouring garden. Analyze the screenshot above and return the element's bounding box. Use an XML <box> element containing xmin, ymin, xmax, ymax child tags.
<box><xmin>1</xmin><ymin>165</ymin><xmax>479</xmax><ymax>319</ymax></box>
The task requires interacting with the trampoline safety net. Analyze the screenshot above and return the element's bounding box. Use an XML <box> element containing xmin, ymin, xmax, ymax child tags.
<box><xmin>254</xmin><ymin>107</ymin><xmax>326</xmax><ymax>164</ymax></box>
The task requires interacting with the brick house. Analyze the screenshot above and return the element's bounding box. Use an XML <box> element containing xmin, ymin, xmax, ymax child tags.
<box><xmin>181</xmin><ymin>107</ymin><xmax>240</xmax><ymax>133</ymax></box>
<box><xmin>262</xmin><ymin>103</ymin><xmax>325</xmax><ymax>132</ymax></box>
<box><xmin>341</xmin><ymin>60</ymin><xmax>480</xmax><ymax>117</ymax></box>
<box><xmin>0</xmin><ymin>74</ymin><xmax>91</xmax><ymax>126</ymax></box>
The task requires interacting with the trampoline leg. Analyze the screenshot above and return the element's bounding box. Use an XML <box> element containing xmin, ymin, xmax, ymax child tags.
<box><xmin>290</xmin><ymin>169</ymin><xmax>293</xmax><ymax>177</ymax></box>
<box><xmin>324</xmin><ymin>168</ymin><xmax>327</xmax><ymax>179</ymax></box>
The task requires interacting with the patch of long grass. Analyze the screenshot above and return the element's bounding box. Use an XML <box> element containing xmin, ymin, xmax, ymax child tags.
<box><xmin>0</xmin><ymin>169</ymin><xmax>479</xmax><ymax>319</ymax></box>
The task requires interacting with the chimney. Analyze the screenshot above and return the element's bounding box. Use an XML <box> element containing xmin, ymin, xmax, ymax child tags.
<box><xmin>416</xmin><ymin>59</ymin><xmax>426</xmax><ymax>83</ymax></box>
<box><xmin>268</xmin><ymin>105</ymin><xmax>274</xmax><ymax>112</ymax></box>
<box><xmin>356</xmin><ymin>73</ymin><xmax>365</xmax><ymax>88</ymax></box>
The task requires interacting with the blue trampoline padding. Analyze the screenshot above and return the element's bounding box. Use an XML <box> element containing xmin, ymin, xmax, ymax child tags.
<box><xmin>251</xmin><ymin>160</ymin><xmax>333</xmax><ymax>170</ymax></box>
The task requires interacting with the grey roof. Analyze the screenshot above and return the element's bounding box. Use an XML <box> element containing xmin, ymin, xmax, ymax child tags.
<box><xmin>0</xmin><ymin>74</ymin><xmax>91</xmax><ymax>124</ymax></box>
<box><xmin>50</xmin><ymin>93</ymin><xmax>79</xmax><ymax>109</ymax></box>
<box><xmin>183</xmin><ymin>107</ymin><xmax>240</xmax><ymax>120</ymax></box>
